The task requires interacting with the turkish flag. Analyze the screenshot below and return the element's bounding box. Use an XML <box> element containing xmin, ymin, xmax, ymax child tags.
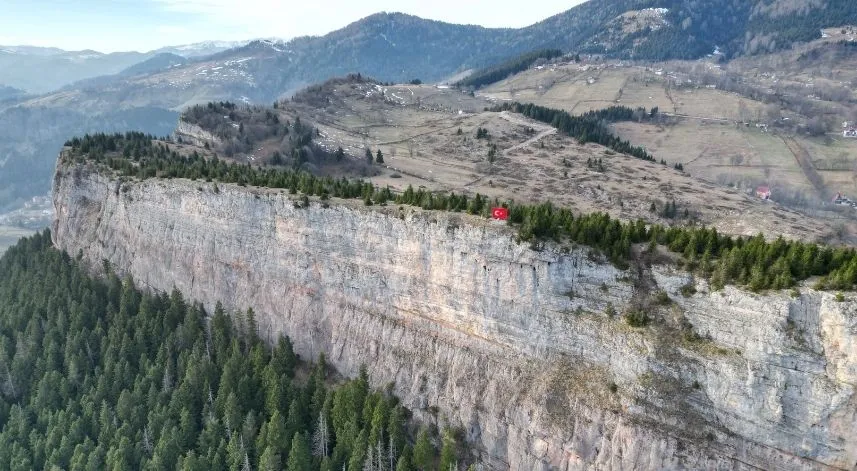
<box><xmin>491</xmin><ymin>207</ymin><xmax>509</xmax><ymax>220</ymax></box>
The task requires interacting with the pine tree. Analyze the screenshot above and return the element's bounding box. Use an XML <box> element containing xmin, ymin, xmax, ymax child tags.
<box><xmin>376</xmin><ymin>150</ymin><xmax>384</xmax><ymax>164</ymax></box>
<box><xmin>286</xmin><ymin>432</ymin><xmax>311</xmax><ymax>471</ymax></box>
<box><xmin>412</xmin><ymin>428</ymin><xmax>433</xmax><ymax>471</ymax></box>
<box><xmin>259</xmin><ymin>446</ymin><xmax>281</xmax><ymax>471</ymax></box>
<box><xmin>439</xmin><ymin>430</ymin><xmax>457</xmax><ymax>471</ymax></box>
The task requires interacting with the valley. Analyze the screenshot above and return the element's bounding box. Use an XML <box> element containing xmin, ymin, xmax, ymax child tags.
<box><xmin>0</xmin><ymin>225</ymin><xmax>33</xmax><ymax>256</ymax></box>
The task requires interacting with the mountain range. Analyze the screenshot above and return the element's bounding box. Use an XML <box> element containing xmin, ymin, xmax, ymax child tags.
<box><xmin>1</xmin><ymin>0</ymin><xmax>856</xmax><ymax>212</ymax></box>
<box><xmin>0</xmin><ymin>41</ymin><xmax>249</xmax><ymax>94</ymax></box>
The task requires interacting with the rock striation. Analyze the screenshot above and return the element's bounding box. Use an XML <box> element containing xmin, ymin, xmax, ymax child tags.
<box><xmin>53</xmin><ymin>161</ymin><xmax>857</xmax><ymax>470</ymax></box>
<box><xmin>174</xmin><ymin>120</ymin><xmax>223</xmax><ymax>148</ymax></box>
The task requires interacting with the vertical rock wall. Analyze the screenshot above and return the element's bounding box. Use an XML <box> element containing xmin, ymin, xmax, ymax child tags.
<box><xmin>53</xmin><ymin>163</ymin><xmax>857</xmax><ymax>470</ymax></box>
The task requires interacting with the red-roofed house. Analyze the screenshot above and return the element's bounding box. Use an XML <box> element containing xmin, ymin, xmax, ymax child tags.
<box><xmin>756</xmin><ymin>186</ymin><xmax>771</xmax><ymax>200</ymax></box>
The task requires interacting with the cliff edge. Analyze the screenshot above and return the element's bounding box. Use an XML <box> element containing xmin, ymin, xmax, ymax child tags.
<box><xmin>53</xmin><ymin>161</ymin><xmax>857</xmax><ymax>470</ymax></box>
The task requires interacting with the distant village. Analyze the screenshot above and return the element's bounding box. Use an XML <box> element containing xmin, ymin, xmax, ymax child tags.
<box><xmin>0</xmin><ymin>194</ymin><xmax>53</xmax><ymax>230</ymax></box>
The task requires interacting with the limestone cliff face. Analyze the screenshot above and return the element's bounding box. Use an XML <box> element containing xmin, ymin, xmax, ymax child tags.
<box><xmin>53</xmin><ymin>162</ymin><xmax>857</xmax><ymax>471</ymax></box>
<box><xmin>174</xmin><ymin>120</ymin><xmax>222</xmax><ymax>148</ymax></box>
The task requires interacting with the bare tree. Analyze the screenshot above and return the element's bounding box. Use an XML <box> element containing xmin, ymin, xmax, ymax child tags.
<box><xmin>375</xmin><ymin>440</ymin><xmax>387</xmax><ymax>471</ymax></box>
<box><xmin>142</xmin><ymin>425</ymin><xmax>153</xmax><ymax>455</ymax></box>
<box><xmin>312</xmin><ymin>413</ymin><xmax>329</xmax><ymax>458</ymax></box>
<box><xmin>388</xmin><ymin>435</ymin><xmax>397</xmax><ymax>471</ymax></box>
<box><xmin>363</xmin><ymin>445</ymin><xmax>376</xmax><ymax>471</ymax></box>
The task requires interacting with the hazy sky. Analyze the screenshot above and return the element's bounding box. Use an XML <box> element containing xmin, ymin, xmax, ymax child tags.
<box><xmin>0</xmin><ymin>0</ymin><xmax>587</xmax><ymax>53</ymax></box>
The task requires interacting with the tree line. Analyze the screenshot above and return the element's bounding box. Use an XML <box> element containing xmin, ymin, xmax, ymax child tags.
<box><xmin>0</xmin><ymin>231</ymin><xmax>470</xmax><ymax>470</ymax></box>
<box><xmin>65</xmin><ymin>132</ymin><xmax>857</xmax><ymax>292</ymax></box>
<box><xmin>456</xmin><ymin>49</ymin><xmax>564</xmax><ymax>89</ymax></box>
<box><xmin>490</xmin><ymin>102</ymin><xmax>658</xmax><ymax>163</ymax></box>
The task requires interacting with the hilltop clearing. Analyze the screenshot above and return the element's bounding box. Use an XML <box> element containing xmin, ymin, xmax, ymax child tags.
<box><xmin>164</xmin><ymin>76</ymin><xmax>853</xmax><ymax>243</ymax></box>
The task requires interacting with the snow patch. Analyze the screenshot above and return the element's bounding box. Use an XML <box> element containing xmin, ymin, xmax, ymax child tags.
<box><xmin>641</xmin><ymin>7</ymin><xmax>669</xmax><ymax>15</ymax></box>
<box><xmin>379</xmin><ymin>33</ymin><xmax>396</xmax><ymax>47</ymax></box>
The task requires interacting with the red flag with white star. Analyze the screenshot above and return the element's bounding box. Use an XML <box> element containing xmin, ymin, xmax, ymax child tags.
<box><xmin>491</xmin><ymin>207</ymin><xmax>509</xmax><ymax>220</ymax></box>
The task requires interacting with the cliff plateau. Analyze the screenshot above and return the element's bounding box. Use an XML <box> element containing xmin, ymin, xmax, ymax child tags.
<box><xmin>52</xmin><ymin>161</ymin><xmax>857</xmax><ymax>470</ymax></box>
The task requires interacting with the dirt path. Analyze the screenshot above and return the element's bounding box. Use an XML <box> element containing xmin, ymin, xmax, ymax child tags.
<box><xmin>497</xmin><ymin>111</ymin><xmax>557</xmax><ymax>154</ymax></box>
<box><xmin>461</xmin><ymin>112</ymin><xmax>556</xmax><ymax>188</ymax></box>
<box><xmin>661</xmin><ymin>112</ymin><xmax>733</xmax><ymax>123</ymax></box>
<box><xmin>498</xmin><ymin>111</ymin><xmax>554</xmax><ymax>131</ymax></box>
<box><xmin>781</xmin><ymin>135</ymin><xmax>829</xmax><ymax>201</ymax></box>
<box><xmin>504</xmin><ymin>128</ymin><xmax>557</xmax><ymax>155</ymax></box>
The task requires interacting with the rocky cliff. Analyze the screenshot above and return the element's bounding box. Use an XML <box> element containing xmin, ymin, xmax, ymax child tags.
<box><xmin>174</xmin><ymin>120</ymin><xmax>223</xmax><ymax>148</ymax></box>
<box><xmin>52</xmin><ymin>161</ymin><xmax>857</xmax><ymax>471</ymax></box>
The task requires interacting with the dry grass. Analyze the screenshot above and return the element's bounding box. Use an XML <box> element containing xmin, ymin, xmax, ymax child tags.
<box><xmin>265</xmin><ymin>82</ymin><xmax>843</xmax><ymax>241</ymax></box>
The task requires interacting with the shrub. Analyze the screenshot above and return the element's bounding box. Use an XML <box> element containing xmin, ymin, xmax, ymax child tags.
<box><xmin>604</xmin><ymin>302</ymin><xmax>616</xmax><ymax>317</ymax></box>
<box><xmin>624</xmin><ymin>310</ymin><xmax>650</xmax><ymax>327</ymax></box>
<box><xmin>680</xmin><ymin>282</ymin><xmax>697</xmax><ymax>297</ymax></box>
<box><xmin>653</xmin><ymin>290</ymin><xmax>672</xmax><ymax>305</ymax></box>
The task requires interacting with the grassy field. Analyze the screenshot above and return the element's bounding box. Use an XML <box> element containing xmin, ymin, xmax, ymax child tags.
<box><xmin>275</xmin><ymin>81</ymin><xmax>850</xmax><ymax>242</ymax></box>
<box><xmin>611</xmin><ymin>121</ymin><xmax>816</xmax><ymax>196</ymax></box>
<box><xmin>0</xmin><ymin>226</ymin><xmax>35</xmax><ymax>256</ymax></box>
<box><xmin>804</xmin><ymin>137</ymin><xmax>857</xmax><ymax>198</ymax></box>
<box><xmin>480</xmin><ymin>65</ymin><xmax>769</xmax><ymax>121</ymax></box>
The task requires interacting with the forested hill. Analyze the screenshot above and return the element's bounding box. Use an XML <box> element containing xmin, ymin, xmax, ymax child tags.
<box><xmin>3</xmin><ymin>1</ymin><xmax>855</xmax><ymax>214</ymax></box>
<box><xmin>0</xmin><ymin>232</ymin><xmax>467</xmax><ymax>470</ymax></box>
<box><xmin>183</xmin><ymin>0</ymin><xmax>857</xmax><ymax>93</ymax></box>
<box><xmin>528</xmin><ymin>0</ymin><xmax>857</xmax><ymax>60</ymax></box>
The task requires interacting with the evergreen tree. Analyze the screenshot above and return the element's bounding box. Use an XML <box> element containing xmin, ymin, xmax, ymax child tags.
<box><xmin>259</xmin><ymin>446</ymin><xmax>281</xmax><ymax>471</ymax></box>
<box><xmin>412</xmin><ymin>429</ymin><xmax>433</xmax><ymax>471</ymax></box>
<box><xmin>286</xmin><ymin>433</ymin><xmax>311</xmax><ymax>471</ymax></box>
<box><xmin>439</xmin><ymin>430</ymin><xmax>457</xmax><ymax>471</ymax></box>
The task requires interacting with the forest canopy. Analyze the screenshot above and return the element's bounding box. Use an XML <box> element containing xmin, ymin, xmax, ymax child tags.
<box><xmin>456</xmin><ymin>49</ymin><xmax>564</xmax><ymax>88</ymax></box>
<box><xmin>0</xmin><ymin>232</ymin><xmax>467</xmax><ymax>470</ymax></box>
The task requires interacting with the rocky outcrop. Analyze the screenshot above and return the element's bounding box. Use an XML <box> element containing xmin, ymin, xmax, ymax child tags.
<box><xmin>174</xmin><ymin>120</ymin><xmax>222</xmax><ymax>148</ymax></box>
<box><xmin>53</xmin><ymin>161</ymin><xmax>857</xmax><ymax>470</ymax></box>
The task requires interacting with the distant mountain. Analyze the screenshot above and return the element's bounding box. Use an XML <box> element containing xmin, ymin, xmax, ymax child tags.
<box><xmin>119</xmin><ymin>53</ymin><xmax>188</xmax><ymax>77</ymax></box>
<box><xmin>0</xmin><ymin>41</ymin><xmax>249</xmax><ymax>95</ymax></box>
<box><xmin>0</xmin><ymin>46</ymin><xmax>67</xmax><ymax>56</ymax></box>
<box><xmin>152</xmin><ymin>40</ymin><xmax>252</xmax><ymax>58</ymax></box>
<box><xmin>0</xmin><ymin>86</ymin><xmax>26</xmax><ymax>102</ymax></box>
<box><xmin>568</xmin><ymin>0</ymin><xmax>857</xmax><ymax>59</ymax></box>
<box><xmin>2</xmin><ymin>0</ymin><xmax>856</xmax><ymax>212</ymax></box>
<box><xmin>0</xmin><ymin>48</ymin><xmax>150</xmax><ymax>94</ymax></box>
<box><xmin>112</xmin><ymin>1</ymin><xmax>857</xmax><ymax>99</ymax></box>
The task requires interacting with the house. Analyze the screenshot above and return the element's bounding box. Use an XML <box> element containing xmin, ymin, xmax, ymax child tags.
<box><xmin>844</xmin><ymin>127</ymin><xmax>857</xmax><ymax>138</ymax></box>
<box><xmin>833</xmin><ymin>193</ymin><xmax>853</xmax><ymax>205</ymax></box>
<box><xmin>756</xmin><ymin>186</ymin><xmax>772</xmax><ymax>200</ymax></box>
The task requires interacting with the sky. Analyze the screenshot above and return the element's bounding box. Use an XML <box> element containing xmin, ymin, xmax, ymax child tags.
<box><xmin>0</xmin><ymin>0</ymin><xmax>587</xmax><ymax>53</ymax></box>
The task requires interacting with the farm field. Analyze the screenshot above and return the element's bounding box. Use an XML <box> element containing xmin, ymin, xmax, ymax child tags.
<box><xmin>611</xmin><ymin>121</ymin><xmax>817</xmax><ymax>197</ymax></box>
<box><xmin>272</xmin><ymin>79</ymin><xmax>852</xmax><ymax>242</ymax></box>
